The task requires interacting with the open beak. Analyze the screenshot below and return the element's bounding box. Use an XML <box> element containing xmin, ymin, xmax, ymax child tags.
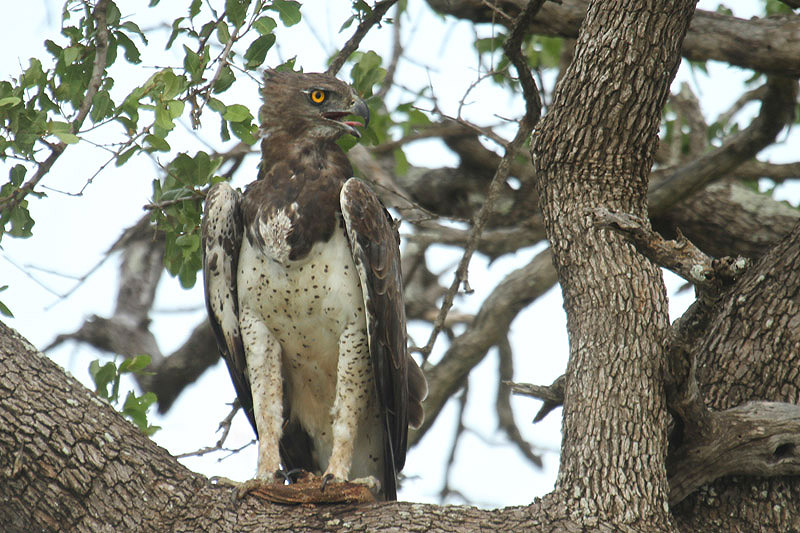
<box><xmin>322</xmin><ymin>98</ymin><xmax>370</xmax><ymax>138</ymax></box>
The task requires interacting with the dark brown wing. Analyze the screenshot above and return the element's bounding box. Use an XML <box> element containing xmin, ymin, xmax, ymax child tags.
<box><xmin>201</xmin><ymin>182</ymin><xmax>258</xmax><ymax>436</ymax></box>
<box><xmin>340</xmin><ymin>177</ymin><xmax>409</xmax><ymax>500</ymax></box>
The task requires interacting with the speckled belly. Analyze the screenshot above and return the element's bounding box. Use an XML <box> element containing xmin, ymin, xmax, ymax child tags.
<box><xmin>238</xmin><ymin>227</ymin><xmax>368</xmax><ymax>440</ymax></box>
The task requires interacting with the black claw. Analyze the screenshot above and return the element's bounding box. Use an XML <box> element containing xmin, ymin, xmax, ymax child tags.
<box><xmin>287</xmin><ymin>468</ymin><xmax>305</xmax><ymax>483</ymax></box>
<box><xmin>275</xmin><ymin>467</ymin><xmax>305</xmax><ymax>484</ymax></box>
<box><xmin>320</xmin><ymin>473</ymin><xmax>335</xmax><ymax>493</ymax></box>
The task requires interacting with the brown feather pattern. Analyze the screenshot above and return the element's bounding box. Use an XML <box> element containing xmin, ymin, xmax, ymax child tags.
<box><xmin>201</xmin><ymin>70</ymin><xmax>426</xmax><ymax>501</ymax></box>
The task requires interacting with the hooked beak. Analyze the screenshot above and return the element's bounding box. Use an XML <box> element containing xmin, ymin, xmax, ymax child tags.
<box><xmin>322</xmin><ymin>97</ymin><xmax>370</xmax><ymax>138</ymax></box>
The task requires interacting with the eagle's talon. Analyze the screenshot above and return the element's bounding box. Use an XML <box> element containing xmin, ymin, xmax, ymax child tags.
<box><xmin>276</xmin><ymin>467</ymin><xmax>305</xmax><ymax>484</ymax></box>
<box><xmin>320</xmin><ymin>472</ymin><xmax>336</xmax><ymax>493</ymax></box>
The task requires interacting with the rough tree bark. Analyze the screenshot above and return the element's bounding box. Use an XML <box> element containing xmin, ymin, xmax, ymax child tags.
<box><xmin>673</xmin><ymin>220</ymin><xmax>800</xmax><ymax>531</ymax></box>
<box><xmin>531</xmin><ymin>0</ymin><xmax>695</xmax><ymax>529</ymax></box>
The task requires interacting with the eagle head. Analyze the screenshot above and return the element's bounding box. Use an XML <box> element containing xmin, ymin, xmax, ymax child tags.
<box><xmin>260</xmin><ymin>69</ymin><xmax>370</xmax><ymax>141</ymax></box>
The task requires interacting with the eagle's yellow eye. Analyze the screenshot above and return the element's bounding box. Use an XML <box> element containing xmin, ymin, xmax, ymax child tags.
<box><xmin>310</xmin><ymin>89</ymin><xmax>326</xmax><ymax>104</ymax></box>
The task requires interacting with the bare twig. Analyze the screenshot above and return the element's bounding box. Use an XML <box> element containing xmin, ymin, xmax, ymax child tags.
<box><xmin>417</xmin><ymin>0</ymin><xmax>546</xmax><ymax>359</ymax></box>
<box><xmin>327</xmin><ymin>0</ymin><xmax>399</xmax><ymax>76</ymax></box>
<box><xmin>175</xmin><ymin>401</ymin><xmax>241</xmax><ymax>459</ymax></box>
<box><xmin>370</xmin><ymin>122</ymin><xmax>470</xmax><ymax>154</ymax></box>
<box><xmin>497</xmin><ymin>336</ymin><xmax>543</xmax><ymax>467</ymax></box>
<box><xmin>508</xmin><ymin>374</ymin><xmax>566</xmax><ymax>423</ymax></box>
<box><xmin>411</xmin><ymin>248</ymin><xmax>557</xmax><ymax>445</ymax></box>
<box><xmin>375</xmin><ymin>3</ymin><xmax>403</xmax><ymax>100</ymax></box>
<box><xmin>715</xmin><ymin>84</ymin><xmax>768</xmax><ymax>127</ymax></box>
<box><xmin>439</xmin><ymin>384</ymin><xmax>469</xmax><ymax>503</ymax></box>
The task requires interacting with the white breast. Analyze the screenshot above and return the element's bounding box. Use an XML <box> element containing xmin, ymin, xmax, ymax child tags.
<box><xmin>238</xmin><ymin>227</ymin><xmax>367</xmax><ymax>437</ymax></box>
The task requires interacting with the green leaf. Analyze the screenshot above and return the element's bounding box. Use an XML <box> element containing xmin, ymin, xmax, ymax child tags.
<box><xmin>213</xmin><ymin>65</ymin><xmax>235</xmax><ymax>93</ymax></box>
<box><xmin>8</xmin><ymin>164</ymin><xmax>27</xmax><ymax>186</ymax></box>
<box><xmin>119</xmin><ymin>354</ymin><xmax>152</xmax><ymax>374</ymax></box>
<box><xmin>116</xmin><ymin>146</ymin><xmax>140</xmax><ymax>166</ymax></box>
<box><xmin>394</xmin><ymin>148</ymin><xmax>409</xmax><ymax>175</ymax></box>
<box><xmin>339</xmin><ymin>15</ymin><xmax>356</xmax><ymax>33</ymax></box>
<box><xmin>120</xmin><ymin>21</ymin><xmax>148</xmax><ymax>44</ymax></box>
<box><xmin>0</xmin><ymin>96</ymin><xmax>21</xmax><ymax>108</ymax></box>
<box><xmin>244</xmin><ymin>34</ymin><xmax>275</xmax><ymax>69</ymax></box>
<box><xmin>182</xmin><ymin>45</ymin><xmax>208</xmax><ymax>82</ymax></box>
<box><xmin>350</xmin><ymin>51</ymin><xmax>386</xmax><ymax>97</ymax></box>
<box><xmin>230</xmin><ymin>120</ymin><xmax>257</xmax><ymax>144</ymax></box>
<box><xmin>207</xmin><ymin>98</ymin><xmax>227</xmax><ymax>114</ymax></box>
<box><xmin>222</xmin><ymin>104</ymin><xmax>251</xmax><ymax>122</ymax></box>
<box><xmin>175</xmin><ymin>233</ymin><xmax>200</xmax><ymax>251</ymax></box>
<box><xmin>0</xmin><ymin>286</ymin><xmax>12</xmax><ymax>318</ymax></box>
<box><xmin>253</xmin><ymin>16</ymin><xmax>277</xmax><ymax>35</ymax></box>
<box><xmin>63</xmin><ymin>46</ymin><xmax>81</xmax><ymax>66</ymax></box>
<box><xmin>168</xmin><ymin>99</ymin><xmax>185</xmax><ymax>119</ymax></box>
<box><xmin>6</xmin><ymin>203</ymin><xmax>35</xmax><ymax>238</ymax></box>
<box><xmin>226</xmin><ymin>0</ymin><xmax>250</xmax><ymax>28</ymax></box>
<box><xmin>189</xmin><ymin>0</ymin><xmax>202</xmax><ymax>18</ymax></box>
<box><xmin>122</xmin><ymin>390</ymin><xmax>158</xmax><ymax>432</ymax></box>
<box><xmin>270</xmin><ymin>0</ymin><xmax>302</xmax><ymax>26</ymax></box>
<box><xmin>155</xmin><ymin>103</ymin><xmax>176</xmax><ymax>131</ymax></box>
<box><xmin>53</xmin><ymin>132</ymin><xmax>80</xmax><ymax>144</ymax></box>
<box><xmin>178</xmin><ymin>262</ymin><xmax>198</xmax><ymax>288</ymax></box>
<box><xmin>166</xmin><ymin>17</ymin><xmax>186</xmax><ymax>49</ymax></box>
<box><xmin>144</xmin><ymin>134</ymin><xmax>171</xmax><ymax>152</ymax></box>
<box><xmin>115</xmin><ymin>31</ymin><xmax>142</xmax><ymax>64</ymax></box>
<box><xmin>90</xmin><ymin>90</ymin><xmax>114</xmax><ymax>123</ymax></box>
<box><xmin>216</xmin><ymin>21</ymin><xmax>231</xmax><ymax>44</ymax></box>
<box><xmin>89</xmin><ymin>360</ymin><xmax>117</xmax><ymax>400</ymax></box>
<box><xmin>105</xmin><ymin>1</ymin><xmax>121</xmax><ymax>26</ymax></box>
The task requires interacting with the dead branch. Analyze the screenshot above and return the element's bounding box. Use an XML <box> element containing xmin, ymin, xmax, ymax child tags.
<box><xmin>508</xmin><ymin>374</ymin><xmax>566</xmax><ymax>423</ymax></box>
<box><xmin>594</xmin><ymin>208</ymin><xmax>750</xmax><ymax>293</ymax></box>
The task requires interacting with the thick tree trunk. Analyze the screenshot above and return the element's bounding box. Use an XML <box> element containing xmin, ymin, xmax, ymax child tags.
<box><xmin>531</xmin><ymin>0</ymin><xmax>695</xmax><ymax>529</ymax></box>
<box><xmin>673</xmin><ymin>220</ymin><xmax>800</xmax><ymax>532</ymax></box>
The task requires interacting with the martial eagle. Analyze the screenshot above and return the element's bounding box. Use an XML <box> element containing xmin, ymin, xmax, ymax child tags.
<box><xmin>201</xmin><ymin>70</ymin><xmax>427</xmax><ymax>501</ymax></box>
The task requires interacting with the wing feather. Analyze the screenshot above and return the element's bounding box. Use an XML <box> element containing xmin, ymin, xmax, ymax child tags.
<box><xmin>201</xmin><ymin>182</ymin><xmax>258</xmax><ymax>436</ymax></box>
<box><xmin>340</xmin><ymin>177</ymin><xmax>412</xmax><ymax>500</ymax></box>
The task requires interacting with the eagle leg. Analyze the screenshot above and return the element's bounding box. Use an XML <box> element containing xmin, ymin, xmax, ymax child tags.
<box><xmin>239</xmin><ymin>308</ymin><xmax>284</xmax><ymax>482</ymax></box>
<box><xmin>325</xmin><ymin>322</ymin><xmax>372</xmax><ymax>482</ymax></box>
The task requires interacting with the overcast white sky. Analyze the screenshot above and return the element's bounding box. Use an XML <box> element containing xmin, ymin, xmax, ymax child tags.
<box><xmin>2</xmin><ymin>0</ymin><xmax>798</xmax><ymax>507</ymax></box>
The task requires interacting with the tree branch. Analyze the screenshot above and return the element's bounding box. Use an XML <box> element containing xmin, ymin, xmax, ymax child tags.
<box><xmin>508</xmin><ymin>374</ymin><xmax>566</xmax><ymax>423</ymax></box>
<box><xmin>648</xmin><ymin>76</ymin><xmax>798</xmax><ymax>217</ymax></box>
<box><xmin>411</xmin><ymin>248</ymin><xmax>557</xmax><ymax>445</ymax></box>
<box><xmin>594</xmin><ymin>208</ymin><xmax>750</xmax><ymax>292</ymax></box>
<box><xmin>427</xmin><ymin>0</ymin><xmax>800</xmax><ymax>77</ymax></box>
<box><xmin>326</xmin><ymin>0</ymin><xmax>399</xmax><ymax>76</ymax></box>
<box><xmin>2</xmin><ymin>319</ymin><xmax>594</xmax><ymax>532</ymax></box>
<box><xmin>668</xmin><ymin>402</ymin><xmax>800</xmax><ymax>506</ymax></box>
<box><xmin>417</xmin><ymin>0</ymin><xmax>545</xmax><ymax>358</ymax></box>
